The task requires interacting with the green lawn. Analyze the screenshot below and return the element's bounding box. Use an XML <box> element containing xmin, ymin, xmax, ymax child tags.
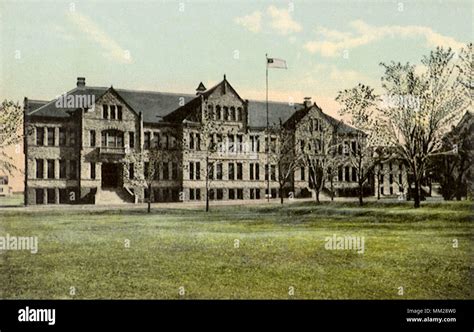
<box><xmin>0</xmin><ymin>201</ymin><xmax>472</xmax><ymax>299</ymax></box>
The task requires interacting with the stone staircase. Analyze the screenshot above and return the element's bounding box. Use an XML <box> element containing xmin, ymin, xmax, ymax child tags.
<box><xmin>96</xmin><ymin>188</ymin><xmax>133</xmax><ymax>205</ymax></box>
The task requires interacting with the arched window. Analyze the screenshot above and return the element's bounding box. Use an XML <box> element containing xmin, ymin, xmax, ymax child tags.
<box><xmin>215</xmin><ymin>105</ymin><xmax>221</xmax><ymax>120</ymax></box>
<box><xmin>229</xmin><ymin>107</ymin><xmax>235</xmax><ymax>121</ymax></box>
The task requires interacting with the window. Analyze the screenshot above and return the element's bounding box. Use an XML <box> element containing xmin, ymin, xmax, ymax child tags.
<box><xmin>196</xmin><ymin>162</ymin><xmax>200</xmax><ymax>180</ymax></box>
<box><xmin>47</xmin><ymin>188</ymin><xmax>56</xmax><ymax>204</ymax></box>
<box><xmin>237</xmin><ymin>189</ymin><xmax>243</xmax><ymax>200</ymax></box>
<box><xmin>228</xmin><ymin>163</ymin><xmax>235</xmax><ymax>180</ymax></box>
<box><xmin>47</xmin><ymin>160</ymin><xmax>55</xmax><ymax>179</ymax></box>
<box><xmin>129</xmin><ymin>163</ymin><xmax>135</xmax><ymax>179</ymax></box>
<box><xmin>217</xmin><ymin>189</ymin><xmax>223</xmax><ymax>200</ymax></box>
<box><xmin>163</xmin><ymin>162</ymin><xmax>169</xmax><ymax>180</ymax></box>
<box><xmin>154</xmin><ymin>162</ymin><xmax>160</xmax><ymax>180</ymax></box>
<box><xmin>351</xmin><ymin>141</ymin><xmax>357</xmax><ymax>155</ymax></box>
<box><xmin>190</xmin><ymin>188</ymin><xmax>195</xmax><ymax>200</ymax></box>
<box><xmin>251</xmin><ymin>135</ymin><xmax>260</xmax><ymax>152</ymax></box>
<box><xmin>144</xmin><ymin>162</ymin><xmax>150</xmax><ymax>179</ymax></box>
<box><xmin>196</xmin><ymin>134</ymin><xmax>201</xmax><ymax>151</ymax></box>
<box><xmin>215</xmin><ymin>105</ymin><xmax>221</xmax><ymax>120</ymax></box>
<box><xmin>237</xmin><ymin>107</ymin><xmax>243</xmax><ymax>121</ymax></box>
<box><xmin>90</xmin><ymin>162</ymin><xmax>96</xmax><ymax>179</ymax></box>
<box><xmin>209</xmin><ymin>163</ymin><xmax>214</xmax><ymax>180</ymax></box>
<box><xmin>69</xmin><ymin>130</ymin><xmax>76</xmax><ymax>146</ymax></box>
<box><xmin>237</xmin><ymin>163</ymin><xmax>243</xmax><ymax>180</ymax></box>
<box><xmin>90</xmin><ymin>130</ymin><xmax>96</xmax><ymax>147</ymax></box>
<box><xmin>189</xmin><ymin>162</ymin><xmax>194</xmax><ymax>180</ymax></box>
<box><xmin>36</xmin><ymin>189</ymin><xmax>44</xmax><ymax>204</ymax></box>
<box><xmin>399</xmin><ymin>173</ymin><xmax>402</xmax><ymax>184</ymax></box>
<box><xmin>196</xmin><ymin>189</ymin><xmax>201</xmax><ymax>200</ymax></box>
<box><xmin>59</xmin><ymin>160</ymin><xmax>67</xmax><ymax>179</ymax></box>
<box><xmin>144</xmin><ymin>132</ymin><xmax>151</xmax><ymax>149</ymax></box>
<box><xmin>105</xmin><ymin>130</ymin><xmax>123</xmax><ymax>148</ymax></box>
<box><xmin>153</xmin><ymin>132</ymin><xmax>160</xmax><ymax>149</ymax></box>
<box><xmin>117</xmin><ymin>105</ymin><xmax>123</xmax><ymax>120</ymax></box>
<box><xmin>389</xmin><ymin>174</ymin><xmax>393</xmax><ymax>184</ymax></box>
<box><xmin>47</xmin><ymin>127</ymin><xmax>55</xmax><ymax>146</ymax></box>
<box><xmin>110</xmin><ymin>105</ymin><xmax>116</xmax><ymax>119</ymax></box>
<box><xmin>228</xmin><ymin>135</ymin><xmax>235</xmax><ymax>153</ymax></box>
<box><xmin>271</xmin><ymin>165</ymin><xmax>276</xmax><ymax>181</ymax></box>
<box><xmin>250</xmin><ymin>188</ymin><xmax>254</xmax><ymax>199</ymax></box>
<box><xmin>102</xmin><ymin>105</ymin><xmax>109</xmax><ymax>119</ymax></box>
<box><xmin>36</xmin><ymin>159</ymin><xmax>44</xmax><ymax>178</ymax></box>
<box><xmin>229</xmin><ymin>188</ymin><xmax>235</xmax><ymax>200</ymax></box>
<box><xmin>36</xmin><ymin>128</ymin><xmax>44</xmax><ymax>146</ymax></box>
<box><xmin>229</xmin><ymin>107</ymin><xmax>235</xmax><ymax>121</ymax></box>
<box><xmin>345</xmin><ymin>166</ymin><xmax>350</xmax><ymax>182</ymax></box>
<box><xmin>390</xmin><ymin>187</ymin><xmax>394</xmax><ymax>195</ymax></box>
<box><xmin>217</xmin><ymin>163</ymin><xmax>223</xmax><ymax>180</ymax></box>
<box><xmin>265</xmin><ymin>165</ymin><xmax>269</xmax><ymax>181</ymax></box>
<box><xmin>270</xmin><ymin>137</ymin><xmax>276</xmax><ymax>153</ymax></box>
<box><xmin>256</xmin><ymin>189</ymin><xmax>261</xmax><ymax>199</ymax></box>
<box><xmin>352</xmin><ymin>167</ymin><xmax>357</xmax><ymax>182</ymax></box>
<box><xmin>249</xmin><ymin>163</ymin><xmax>254</xmax><ymax>180</ymax></box>
<box><xmin>189</xmin><ymin>133</ymin><xmax>195</xmax><ymax>150</ymax></box>
<box><xmin>223</xmin><ymin>107</ymin><xmax>229</xmax><ymax>121</ymax></box>
<box><xmin>59</xmin><ymin>128</ymin><xmax>66</xmax><ymax>146</ymax></box>
<box><xmin>271</xmin><ymin>189</ymin><xmax>277</xmax><ymax>199</ymax></box>
<box><xmin>70</xmin><ymin>160</ymin><xmax>77</xmax><ymax>180</ymax></box>
<box><xmin>301</xmin><ymin>167</ymin><xmax>305</xmax><ymax>181</ymax></box>
<box><xmin>255</xmin><ymin>163</ymin><xmax>259</xmax><ymax>180</ymax></box>
<box><xmin>129</xmin><ymin>132</ymin><xmax>135</xmax><ymax>149</ymax></box>
<box><xmin>237</xmin><ymin>135</ymin><xmax>243</xmax><ymax>153</ymax></box>
<box><xmin>172</xmin><ymin>163</ymin><xmax>178</xmax><ymax>180</ymax></box>
<box><xmin>338</xmin><ymin>166</ymin><xmax>343</xmax><ymax>181</ymax></box>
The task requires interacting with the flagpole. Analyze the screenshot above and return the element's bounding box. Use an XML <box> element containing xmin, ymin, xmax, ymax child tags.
<box><xmin>266</xmin><ymin>53</ymin><xmax>270</xmax><ymax>202</ymax></box>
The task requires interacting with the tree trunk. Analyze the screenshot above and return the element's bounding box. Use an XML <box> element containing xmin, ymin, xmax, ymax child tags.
<box><xmin>147</xmin><ymin>183</ymin><xmax>152</xmax><ymax>213</ymax></box>
<box><xmin>315</xmin><ymin>190</ymin><xmax>320</xmax><ymax>204</ymax></box>
<box><xmin>280</xmin><ymin>186</ymin><xmax>284</xmax><ymax>204</ymax></box>
<box><xmin>413</xmin><ymin>179</ymin><xmax>421</xmax><ymax>208</ymax></box>
<box><xmin>377</xmin><ymin>174</ymin><xmax>380</xmax><ymax>200</ymax></box>
<box><xmin>358</xmin><ymin>182</ymin><xmax>363</xmax><ymax>206</ymax></box>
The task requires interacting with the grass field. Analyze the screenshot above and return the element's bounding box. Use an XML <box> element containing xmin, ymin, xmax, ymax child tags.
<box><xmin>0</xmin><ymin>200</ymin><xmax>472</xmax><ymax>299</ymax></box>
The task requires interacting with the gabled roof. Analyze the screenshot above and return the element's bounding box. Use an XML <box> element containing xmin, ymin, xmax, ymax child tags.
<box><xmin>284</xmin><ymin>103</ymin><xmax>362</xmax><ymax>135</ymax></box>
<box><xmin>27</xmin><ymin>86</ymin><xmax>195</xmax><ymax>123</ymax></box>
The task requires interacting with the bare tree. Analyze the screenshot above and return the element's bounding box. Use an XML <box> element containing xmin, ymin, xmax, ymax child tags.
<box><xmin>300</xmin><ymin>119</ymin><xmax>342</xmax><ymax>203</ymax></box>
<box><xmin>378</xmin><ymin>45</ymin><xmax>471</xmax><ymax>208</ymax></box>
<box><xmin>336</xmin><ymin>84</ymin><xmax>382</xmax><ymax>206</ymax></box>
<box><xmin>0</xmin><ymin>100</ymin><xmax>22</xmax><ymax>175</ymax></box>
<box><xmin>270</xmin><ymin>122</ymin><xmax>304</xmax><ymax>204</ymax></box>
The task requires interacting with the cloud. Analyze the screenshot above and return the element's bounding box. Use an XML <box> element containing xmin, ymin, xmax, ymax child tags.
<box><xmin>234</xmin><ymin>11</ymin><xmax>262</xmax><ymax>33</ymax></box>
<box><xmin>267</xmin><ymin>5</ymin><xmax>302</xmax><ymax>35</ymax></box>
<box><xmin>304</xmin><ymin>20</ymin><xmax>465</xmax><ymax>57</ymax></box>
<box><xmin>235</xmin><ymin>6</ymin><xmax>301</xmax><ymax>35</ymax></box>
<box><xmin>67</xmin><ymin>11</ymin><xmax>133</xmax><ymax>64</ymax></box>
<box><xmin>51</xmin><ymin>24</ymin><xmax>74</xmax><ymax>42</ymax></box>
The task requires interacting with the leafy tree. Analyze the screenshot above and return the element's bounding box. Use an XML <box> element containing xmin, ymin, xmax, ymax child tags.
<box><xmin>0</xmin><ymin>100</ymin><xmax>22</xmax><ymax>175</ymax></box>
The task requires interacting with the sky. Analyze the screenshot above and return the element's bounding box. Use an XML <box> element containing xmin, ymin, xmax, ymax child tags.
<box><xmin>0</xmin><ymin>0</ymin><xmax>472</xmax><ymax>117</ymax></box>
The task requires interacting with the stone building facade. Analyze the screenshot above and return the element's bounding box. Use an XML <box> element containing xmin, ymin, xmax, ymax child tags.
<box><xmin>24</xmin><ymin>76</ymin><xmax>382</xmax><ymax>205</ymax></box>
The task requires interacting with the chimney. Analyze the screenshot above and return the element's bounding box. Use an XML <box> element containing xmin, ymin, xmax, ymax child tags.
<box><xmin>77</xmin><ymin>77</ymin><xmax>86</xmax><ymax>89</ymax></box>
<box><xmin>304</xmin><ymin>97</ymin><xmax>312</xmax><ymax>108</ymax></box>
